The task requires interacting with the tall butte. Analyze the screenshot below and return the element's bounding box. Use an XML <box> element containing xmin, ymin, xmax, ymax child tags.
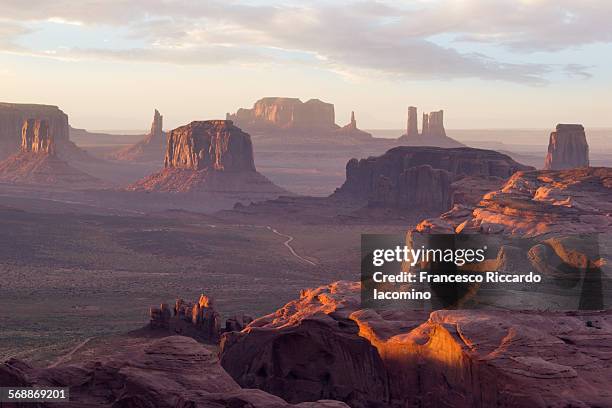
<box><xmin>112</xmin><ymin>109</ymin><xmax>166</xmax><ymax>162</ymax></box>
<box><xmin>128</xmin><ymin>120</ymin><xmax>285</xmax><ymax>196</ymax></box>
<box><xmin>399</xmin><ymin>107</ymin><xmax>463</xmax><ymax>148</ymax></box>
<box><xmin>544</xmin><ymin>124</ymin><xmax>589</xmax><ymax>170</ymax></box>
<box><xmin>0</xmin><ymin>119</ymin><xmax>99</xmax><ymax>186</ymax></box>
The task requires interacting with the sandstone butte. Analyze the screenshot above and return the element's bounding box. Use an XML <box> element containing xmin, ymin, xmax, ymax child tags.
<box><xmin>127</xmin><ymin>120</ymin><xmax>285</xmax><ymax>195</ymax></box>
<box><xmin>0</xmin><ymin>102</ymin><xmax>90</xmax><ymax>162</ymax></box>
<box><xmin>112</xmin><ymin>109</ymin><xmax>166</xmax><ymax>162</ymax></box>
<box><xmin>0</xmin><ymin>118</ymin><xmax>99</xmax><ymax>186</ymax></box>
<box><xmin>398</xmin><ymin>106</ymin><xmax>465</xmax><ymax>148</ymax></box>
<box><xmin>226</xmin><ymin>97</ymin><xmax>374</xmax><ymax>141</ymax></box>
<box><xmin>333</xmin><ymin>146</ymin><xmax>534</xmax><ymax>212</ymax></box>
<box><xmin>544</xmin><ymin>123</ymin><xmax>589</xmax><ymax>170</ymax></box>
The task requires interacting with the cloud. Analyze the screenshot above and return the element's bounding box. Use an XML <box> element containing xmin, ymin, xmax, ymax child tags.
<box><xmin>0</xmin><ymin>0</ymin><xmax>608</xmax><ymax>83</ymax></box>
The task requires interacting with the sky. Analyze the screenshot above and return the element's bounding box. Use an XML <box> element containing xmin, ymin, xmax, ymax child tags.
<box><xmin>1</xmin><ymin>0</ymin><xmax>611</xmax><ymax>131</ymax></box>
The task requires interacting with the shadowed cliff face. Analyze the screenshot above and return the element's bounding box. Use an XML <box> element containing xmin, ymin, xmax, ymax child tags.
<box><xmin>164</xmin><ymin>120</ymin><xmax>256</xmax><ymax>172</ymax></box>
<box><xmin>1</xmin><ymin>336</ymin><xmax>350</xmax><ymax>408</ymax></box>
<box><xmin>545</xmin><ymin>124</ymin><xmax>589</xmax><ymax>170</ymax></box>
<box><xmin>334</xmin><ymin>146</ymin><xmax>534</xmax><ymax>212</ymax></box>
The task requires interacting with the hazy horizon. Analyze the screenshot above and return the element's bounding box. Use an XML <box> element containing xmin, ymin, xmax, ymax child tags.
<box><xmin>2</xmin><ymin>0</ymin><xmax>612</xmax><ymax>130</ymax></box>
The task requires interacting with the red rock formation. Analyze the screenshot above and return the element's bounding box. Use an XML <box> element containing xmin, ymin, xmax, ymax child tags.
<box><xmin>220</xmin><ymin>282</ymin><xmax>390</xmax><ymax>408</ymax></box>
<box><xmin>21</xmin><ymin>119</ymin><xmax>55</xmax><ymax>155</ymax></box>
<box><xmin>422</xmin><ymin>110</ymin><xmax>446</xmax><ymax>138</ymax></box>
<box><xmin>399</xmin><ymin>107</ymin><xmax>462</xmax><ymax>147</ymax></box>
<box><xmin>334</xmin><ymin>111</ymin><xmax>373</xmax><ymax>140</ymax></box>
<box><xmin>544</xmin><ymin>124</ymin><xmax>589</xmax><ymax>170</ymax></box>
<box><xmin>164</xmin><ymin>120</ymin><xmax>255</xmax><ymax>171</ymax></box>
<box><xmin>335</xmin><ymin>146</ymin><xmax>533</xmax><ymax>212</ymax></box>
<box><xmin>112</xmin><ymin>109</ymin><xmax>166</xmax><ymax>162</ymax></box>
<box><xmin>1</xmin><ymin>335</ymin><xmax>349</xmax><ymax>407</ymax></box>
<box><xmin>220</xmin><ymin>281</ymin><xmax>612</xmax><ymax>408</ymax></box>
<box><xmin>128</xmin><ymin>120</ymin><xmax>285</xmax><ymax>195</ymax></box>
<box><xmin>0</xmin><ymin>119</ymin><xmax>99</xmax><ymax>186</ymax></box>
<box><xmin>227</xmin><ymin>97</ymin><xmax>337</xmax><ymax>131</ymax></box>
<box><xmin>418</xmin><ymin>167</ymin><xmax>612</xmax><ymax>237</ymax></box>
<box><xmin>406</xmin><ymin>106</ymin><xmax>418</xmax><ymax>138</ymax></box>
<box><xmin>0</xmin><ymin>102</ymin><xmax>90</xmax><ymax>162</ymax></box>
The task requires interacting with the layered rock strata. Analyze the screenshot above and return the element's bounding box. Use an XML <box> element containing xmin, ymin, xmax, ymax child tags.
<box><xmin>128</xmin><ymin>120</ymin><xmax>285</xmax><ymax>194</ymax></box>
<box><xmin>220</xmin><ymin>281</ymin><xmax>612</xmax><ymax>408</ymax></box>
<box><xmin>0</xmin><ymin>102</ymin><xmax>90</xmax><ymax>162</ymax></box>
<box><xmin>334</xmin><ymin>146</ymin><xmax>533</xmax><ymax>212</ymax></box>
<box><xmin>0</xmin><ymin>119</ymin><xmax>99</xmax><ymax>186</ymax></box>
<box><xmin>1</xmin><ymin>335</ymin><xmax>349</xmax><ymax>408</ymax></box>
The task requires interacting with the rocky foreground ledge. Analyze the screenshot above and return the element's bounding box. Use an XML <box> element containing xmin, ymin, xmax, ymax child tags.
<box><xmin>0</xmin><ymin>334</ymin><xmax>348</xmax><ymax>408</ymax></box>
<box><xmin>220</xmin><ymin>281</ymin><xmax>612</xmax><ymax>408</ymax></box>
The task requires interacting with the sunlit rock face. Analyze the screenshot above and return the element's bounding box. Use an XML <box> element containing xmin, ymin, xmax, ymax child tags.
<box><xmin>544</xmin><ymin>124</ymin><xmax>589</xmax><ymax>170</ymax></box>
<box><xmin>21</xmin><ymin>119</ymin><xmax>55</xmax><ymax>155</ymax></box>
<box><xmin>128</xmin><ymin>120</ymin><xmax>285</xmax><ymax>195</ymax></box>
<box><xmin>334</xmin><ymin>146</ymin><xmax>533</xmax><ymax>212</ymax></box>
<box><xmin>418</xmin><ymin>167</ymin><xmax>612</xmax><ymax>237</ymax></box>
<box><xmin>0</xmin><ymin>103</ymin><xmax>69</xmax><ymax>158</ymax></box>
<box><xmin>228</xmin><ymin>97</ymin><xmax>337</xmax><ymax>131</ymax></box>
<box><xmin>164</xmin><ymin>120</ymin><xmax>255</xmax><ymax>172</ymax></box>
<box><xmin>0</xmin><ymin>119</ymin><xmax>99</xmax><ymax>186</ymax></box>
<box><xmin>220</xmin><ymin>281</ymin><xmax>612</xmax><ymax>408</ymax></box>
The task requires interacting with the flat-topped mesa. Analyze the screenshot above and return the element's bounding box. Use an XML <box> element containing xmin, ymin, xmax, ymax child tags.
<box><xmin>406</xmin><ymin>106</ymin><xmax>418</xmax><ymax>137</ymax></box>
<box><xmin>164</xmin><ymin>120</ymin><xmax>256</xmax><ymax>172</ymax></box>
<box><xmin>21</xmin><ymin>119</ymin><xmax>55</xmax><ymax>155</ymax></box>
<box><xmin>227</xmin><ymin>97</ymin><xmax>337</xmax><ymax>131</ymax></box>
<box><xmin>334</xmin><ymin>146</ymin><xmax>533</xmax><ymax>212</ymax></box>
<box><xmin>544</xmin><ymin>123</ymin><xmax>589</xmax><ymax>170</ymax></box>
<box><xmin>0</xmin><ymin>103</ymin><xmax>69</xmax><ymax>158</ymax></box>
<box><xmin>422</xmin><ymin>110</ymin><xmax>446</xmax><ymax>138</ymax></box>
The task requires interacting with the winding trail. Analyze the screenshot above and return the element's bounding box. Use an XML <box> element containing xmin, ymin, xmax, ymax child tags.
<box><xmin>49</xmin><ymin>337</ymin><xmax>93</xmax><ymax>368</ymax></box>
<box><xmin>266</xmin><ymin>225</ymin><xmax>318</xmax><ymax>266</ymax></box>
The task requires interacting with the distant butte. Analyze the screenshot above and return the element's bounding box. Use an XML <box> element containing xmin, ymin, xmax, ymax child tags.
<box><xmin>227</xmin><ymin>97</ymin><xmax>374</xmax><ymax>141</ymax></box>
<box><xmin>544</xmin><ymin>123</ymin><xmax>589</xmax><ymax>170</ymax></box>
<box><xmin>0</xmin><ymin>119</ymin><xmax>99</xmax><ymax>186</ymax></box>
<box><xmin>128</xmin><ymin>119</ymin><xmax>286</xmax><ymax>196</ymax></box>
<box><xmin>334</xmin><ymin>146</ymin><xmax>533</xmax><ymax>212</ymax></box>
<box><xmin>398</xmin><ymin>106</ymin><xmax>464</xmax><ymax>148</ymax></box>
<box><xmin>112</xmin><ymin>109</ymin><xmax>166</xmax><ymax>162</ymax></box>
